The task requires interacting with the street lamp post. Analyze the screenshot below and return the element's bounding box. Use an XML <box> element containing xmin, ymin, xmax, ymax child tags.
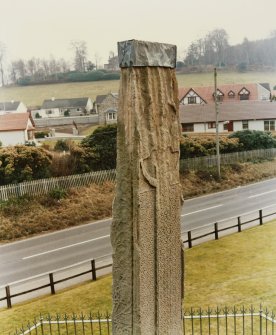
<box><xmin>214</xmin><ymin>67</ymin><xmax>221</xmax><ymax>179</ymax></box>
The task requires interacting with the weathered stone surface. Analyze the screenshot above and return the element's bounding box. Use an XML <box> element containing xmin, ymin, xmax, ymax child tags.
<box><xmin>118</xmin><ymin>40</ymin><xmax>176</xmax><ymax>68</ymax></box>
<box><xmin>111</xmin><ymin>41</ymin><xmax>183</xmax><ymax>335</ymax></box>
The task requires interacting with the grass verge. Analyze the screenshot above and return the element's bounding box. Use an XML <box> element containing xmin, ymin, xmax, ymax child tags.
<box><xmin>2</xmin><ymin>220</ymin><xmax>276</xmax><ymax>334</ymax></box>
<box><xmin>0</xmin><ymin>182</ymin><xmax>115</xmax><ymax>242</ymax></box>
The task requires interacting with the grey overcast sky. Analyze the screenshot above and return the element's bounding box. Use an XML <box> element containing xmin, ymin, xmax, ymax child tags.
<box><xmin>1</xmin><ymin>0</ymin><xmax>276</xmax><ymax>65</ymax></box>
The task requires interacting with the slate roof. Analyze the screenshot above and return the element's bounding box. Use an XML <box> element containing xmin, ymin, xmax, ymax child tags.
<box><xmin>95</xmin><ymin>93</ymin><xmax>118</xmax><ymax>104</ymax></box>
<box><xmin>95</xmin><ymin>95</ymin><xmax>107</xmax><ymax>104</ymax></box>
<box><xmin>0</xmin><ymin>113</ymin><xmax>35</xmax><ymax>131</ymax></box>
<box><xmin>180</xmin><ymin>101</ymin><xmax>276</xmax><ymax>124</ymax></box>
<box><xmin>260</xmin><ymin>83</ymin><xmax>271</xmax><ymax>91</ymax></box>
<box><xmin>41</xmin><ymin>97</ymin><xmax>89</xmax><ymax>109</ymax></box>
<box><xmin>178</xmin><ymin>83</ymin><xmax>268</xmax><ymax>103</ymax></box>
<box><xmin>0</xmin><ymin>101</ymin><xmax>21</xmax><ymax>111</ymax></box>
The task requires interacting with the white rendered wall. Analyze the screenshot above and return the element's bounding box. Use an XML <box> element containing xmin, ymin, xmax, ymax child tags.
<box><xmin>17</xmin><ymin>102</ymin><xmax>28</xmax><ymax>113</ymax></box>
<box><xmin>86</xmin><ymin>98</ymin><xmax>93</xmax><ymax>111</ymax></box>
<box><xmin>189</xmin><ymin>123</ymin><xmax>226</xmax><ymax>133</ymax></box>
<box><xmin>0</xmin><ymin>131</ymin><xmax>26</xmax><ymax>146</ymax></box>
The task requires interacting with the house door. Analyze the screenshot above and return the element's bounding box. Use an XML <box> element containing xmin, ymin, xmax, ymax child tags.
<box><xmin>228</xmin><ymin>121</ymin><xmax>233</xmax><ymax>131</ymax></box>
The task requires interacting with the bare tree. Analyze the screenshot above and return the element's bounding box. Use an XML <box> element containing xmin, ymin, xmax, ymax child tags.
<box><xmin>59</xmin><ymin>58</ymin><xmax>70</xmax><ymax>72</ymax></box>
<box><xmin>206</xmin><ymin>29</ymin><xmax>229</xmax><ymax>66</ymax></box>
<box><xmin>0</xmin><ymin>42</ymin><xmax>6</xmax><ymax>86</ymax></box>
<box><xmin>12</xmin><ymin>59</ymin><xmax>26</xmax><ymax>79</ymax></box>
<box><xmin>9</xmin><ymin>62</ymin><xmax>17</xmax><ymax>83</ymax></box>
<box><xmin>94</xmin><ymin>52</ymin><xmax>102</xmax><ymax>70</ymax></box>
<box><xmin>27</xmin><ymin>58</ymin><xmax>36</xmax><ymax>76</ymax></box>
<box><xmin>42</xmin><ymin>59</ymin><xmax>50</xmax><ymax>77</ymax></box>
<box><xmin>184</xmin><ymin>28</ymin><xmax>229</xmax><ymax>67</ymax></box>
<box><xmin>71</xmin><ymin>40</ymin><xmax>87</xmax><ymax>72</ymax></box>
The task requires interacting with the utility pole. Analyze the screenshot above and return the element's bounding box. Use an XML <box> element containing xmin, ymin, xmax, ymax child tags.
<box><xmin>214</xmin><ymin>67</ymin><xmax>221</xmax><ymax>179</ymax></box>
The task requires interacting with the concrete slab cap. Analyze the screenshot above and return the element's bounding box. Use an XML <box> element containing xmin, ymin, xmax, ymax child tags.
<box><xmin>117</xmin><ymin>39</ymin><xmax>176</xmax><ymax>68</ymax></box>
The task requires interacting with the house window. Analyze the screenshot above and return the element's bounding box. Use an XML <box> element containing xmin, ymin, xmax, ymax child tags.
<box><xmin>240</xmin><ymin>94</ymin><xmax>249</xmax><ymax>100</ymax></box>
<box><xmin>213</xmin><ymin>90</ymin><xmax>224</xmax><ymax>102</ymax></box>
<box><xmin>228</xmin><ymin>91</ymin><xmax>235</xmax><ymax>98</ymax></box>
<box><xmin>182</xmin><ymin>123</ymin><xmax>194</xmax><ymax>132</ymax></box>
<box><xmin>107</xmin><ymin>112</ymin><xmax>117</xmax><ymax>120</ymax></box>
<box><xmin>264</xmin><ymin>120</ymin><xmax>275</xmax><ymax>131</ymax></box>
<box><xmin>239</xmin><ymin>88</ymin><xmax>250</xmax><ymax>100</ymax></box>
<box><xmin>223</xmin><ymin>123</ymin><xmax>228</xmax><ymax>131</ymax></box>
<box><xmin>208</xmin><ymin>122</ymin><xmax>216</xmax><ymax>129</ymax></box>
<box><xmin>242</xmin><ymin>120</ymin><xmax>249</xmax><ymax>130</ymax></box>
<box><xmin>213</xmin><ymin>95</ymin><xmax>223</xmax><ymax>102</ymax></box>
<box><xmin>46</xmin><ymin>110</ymin><xmax>52</xmax><ymax>114</ymax></box>
<box><xmin>188</xmin><ymin>96</ymin><xmax>197</xmax><ymax>104</ymax></box>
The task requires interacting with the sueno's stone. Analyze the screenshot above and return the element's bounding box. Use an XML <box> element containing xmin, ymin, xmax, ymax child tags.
<box><xmin>118</xmin><ymin>39</ymin><xmax>177</xmax><ymax>68</ymax></box>
<box><xmin>111</xmin><ymin>39</ymin><xmax>183</xmax><ymax>335</ymax></box>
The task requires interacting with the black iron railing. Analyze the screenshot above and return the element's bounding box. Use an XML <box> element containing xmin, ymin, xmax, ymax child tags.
<box><xmin>12</xmin><ymin>306</ymin><xmax>276</xmax><ymax>335</ymax></box>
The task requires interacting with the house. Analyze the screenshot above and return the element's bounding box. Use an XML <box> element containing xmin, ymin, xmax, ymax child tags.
<box><xmin>0</xmin><ymin>112</ymin><xmax>35</xmax><ymax>146</ymax></box>
<box><xmin>179</xmin><ymin>83</ymin><xmax>271</xmax><ymax>105</ymax></box>
<box><xmin>36</xmin><ymin>97</ymin><xmax>93</xmax><ymax>118</ymax></box>
<box><xmin>0</xmin><ymin>101</ymin><xmax>28</xmax><ymax>115</ymax></box>
<box><xmin>104</xmin><ymin>55</ymin><xmax>119</xmax><ymax>71</ymax></box>
<box><xmin>180</xmin><ymin>101</ymin><xmax>276</xmax><ymax>133</ymax></box>
<box><xmin>95</xmin><ymin>93</ymin><xmax>118</xmax><ymax>125</ymax></box>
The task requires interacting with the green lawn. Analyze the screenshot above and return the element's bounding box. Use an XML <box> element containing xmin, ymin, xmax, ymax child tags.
<box><xmin>1</xmin><ymin>71</ymin><xmax>275</xmax><ymax>107</ymax></box>
<box><xmin>2</xmin><ymin>220</ymin><xmax>276</xmax><ymax>334</ymax></box>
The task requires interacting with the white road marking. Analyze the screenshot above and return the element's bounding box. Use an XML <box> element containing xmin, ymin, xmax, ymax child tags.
<box><xmin>181</xmin><ymin>204</ymin><xmax>223</xmax><ymax>217</ymax></box>
<box><xmin>22</xmin><ymin>235</ymin><xmax>110</xmax><ymax>260</ymax></box>
<box><xmin>248</xmin><ymin>190</ymin><xmax>276</xmax><ymax>199</ymax></box>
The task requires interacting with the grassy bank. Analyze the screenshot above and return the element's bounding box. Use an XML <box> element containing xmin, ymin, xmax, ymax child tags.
<box><xmin>1</xmin><ymin>160</ymin><xmax>276</xmax><ymax>243</ymax></box>
<box><xmin>1</xmin><ymin>71</ymin><xmax>275</xmax><ymax>107</ymax></box>
<box><xmin>2</xmin><ymin>220</ymin><xmax>276</xmax><ymax>334</ymax></box>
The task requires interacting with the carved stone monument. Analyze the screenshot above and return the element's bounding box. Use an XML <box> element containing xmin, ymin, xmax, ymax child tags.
<box><xmin>111</xmin><ymin>40</ymin><xmax>183</xmax><ymax>335</ymax></box>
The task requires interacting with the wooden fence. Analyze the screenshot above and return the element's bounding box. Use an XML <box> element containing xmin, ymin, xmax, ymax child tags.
<box><xmin>1</xmin><ymin>148</ymin><xmax>276</xmax><ymax>201</ymax></box>
<box><xmin>183</xmin><ymin>207</ymin><xmax>276</xmax><ymax>249</ymax></box>
<box><xmin>2</xmin><ymin>204</ymin><xmax>276</xmax><ymax>310</ymax></box>
<box><xmin>0</xmin><ymin>170</ymin><xmax>116</xmax><ymax>201</ymax></box>
<box><xmin>180</xmin><ymin>148</ymin><xmax>276</xmax><ymax>171</ymax></box>
<box><xmin>0</xmin><ymin>258</ymin><xmax>112</xmax><ymax>309</ymax></box>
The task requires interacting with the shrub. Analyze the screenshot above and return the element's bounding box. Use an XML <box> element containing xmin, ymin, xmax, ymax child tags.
<box><xmin>54</xmin><ymin>139</ymin><xmax>70</xmax><ymax>152</ymax></box>
<box><xmin>180</xmin><ymin>135</ymin><xmax>241</xmax><ymax>159</ymax></box>
<box><xmin>229</xmin><ymin>130</ymin><xmax>276</xmax><ymax>150</ymax></box>
<box><xmin>81</xmin><ymin>124</ymin><xmax>117</xmax><ymax>171</ymax></box>
<box><xmin>237</xmin><ymin>62</ymin><xmax>248</xmax><ymax>72</ymax></box>
<box><xmin>48</xmin><ymin>188</ymin><xmax>67</xmax><ymax>200</ymax></box>
<box><xmin>35</xmin><ymin>131</ymin><xmax>48</xmax><ymax>139</ymax></box>
<box><xmin>0</xmin><ymin>146</ymin><xmax>52</xmax><ymax>185</ymax></box>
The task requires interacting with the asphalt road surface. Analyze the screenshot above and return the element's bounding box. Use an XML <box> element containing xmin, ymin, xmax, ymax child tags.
<box><xmin>1</xmin><ymin>177</ymin><xmax>276</xmax><ymax>287</ymax></box>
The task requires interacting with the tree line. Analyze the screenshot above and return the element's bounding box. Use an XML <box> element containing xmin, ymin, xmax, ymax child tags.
<box><xmin>1</xmin><ymin>30</ymin><xmax>276</xmax><ymax>86</ymax></box>
<box><xmin>0</xmin><ymin>40</ymin><xmax>119</xmax><ymax>87</ymax></box>
<box><xmin>180</xmin><ymin>29</ymin><xmax>276</xmax><ymax>71</ymax></box>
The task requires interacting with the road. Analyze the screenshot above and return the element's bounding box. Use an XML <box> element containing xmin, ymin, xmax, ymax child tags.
<box><xmin>1</xmin><ymin>177</ymin><xmax>276</xmax><ymax>287</ymax></box>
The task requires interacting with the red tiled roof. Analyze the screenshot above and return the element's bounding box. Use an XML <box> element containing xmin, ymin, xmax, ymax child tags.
<box><xmin>180</xmin><ymin>101</ymin><xmax>276</xmax><ymax>123</ymax></box>
<box><xmin>179</xmin><ymin>83</ymin><xmax>260</xmax><ymax>103</ymax></box>
<box><xmin>0</xmin><ymin>113</ymin><xmax>35</xmax><ymax>131</ymax></box>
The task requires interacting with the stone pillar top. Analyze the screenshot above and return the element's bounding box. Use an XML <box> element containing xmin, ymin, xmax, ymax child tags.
<box><xmin>118</xmin><ymin>39</ymin><xmax>176</xmax><ymax>68</ymax></box>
